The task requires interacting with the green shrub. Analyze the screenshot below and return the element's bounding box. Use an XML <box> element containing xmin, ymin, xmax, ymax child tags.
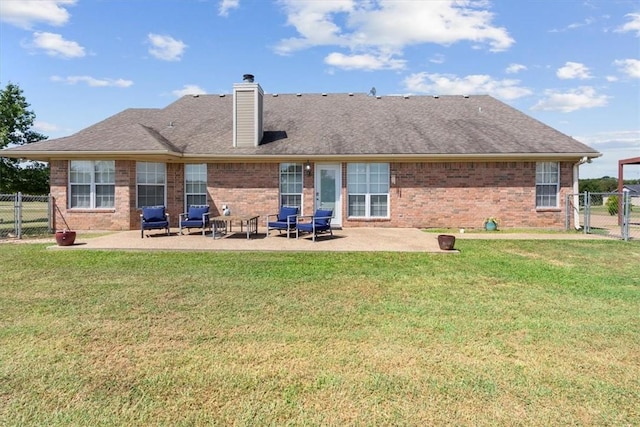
<box><xmin>606</xmin><ymin>196</ymin><xmax>619</xmax><ymax>215</ymax></box>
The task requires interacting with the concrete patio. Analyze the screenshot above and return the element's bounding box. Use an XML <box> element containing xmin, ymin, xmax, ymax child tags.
<box><xmin>41</xmin><ymin>227</ymin><xmax>610</xmax><ymax>253</ymax></box>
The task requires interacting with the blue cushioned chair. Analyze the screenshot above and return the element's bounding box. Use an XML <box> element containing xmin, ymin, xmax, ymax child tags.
<box><xmin>266</xmin><ymin>206</ymin><xmax>299</xmax><ymax>238</ymax></box>
<box><xmin>140</xmin><ymin>206</ymin><xmax>170</xmax><ymax>238</ymax></box>
<box><xmin>179</xmin><ymin>205</ymin><xmax>211</xmax><ymax>235</ymax></box>
<box><xmin>296</xmin><ymin>209</ymin><xmax>333</xmax><ymax>242</ymax></box>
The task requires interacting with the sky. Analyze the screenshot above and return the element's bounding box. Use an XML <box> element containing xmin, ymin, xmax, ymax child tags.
<box><xmin>0</xmin><ymin>0</ymin><xmax>639</xmax><ymax>180</ymax></box>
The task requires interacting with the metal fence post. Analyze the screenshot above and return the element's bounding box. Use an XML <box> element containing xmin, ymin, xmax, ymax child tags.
<box><xmin>48</xmin><ymin>194</ymin><xmax>54</xmax><ymax>233</ymax></box>
<box><xmin>16</xmin><ymin>192</ymin><xmax>22</xmax><ymax>239</ymax></box>
<box><xmin>622</xmin><ymin>191</ymin><xmax>630</xmax><ymax>241</ymax></box>
<box><xmin>584</xmin><ymin>191</ymin><xmax>589</xmax><ymax>234</ymax></box>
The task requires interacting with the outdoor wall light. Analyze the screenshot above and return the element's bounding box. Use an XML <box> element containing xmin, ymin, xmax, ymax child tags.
<box><xmin>305</xmin><ymin>161</ymin><xmax>312</xmax><ymax>176</ymax></box>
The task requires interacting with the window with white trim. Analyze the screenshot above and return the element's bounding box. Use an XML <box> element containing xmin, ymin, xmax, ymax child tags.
<box><xmin>185</xmin><ymin>164</ymin><xmax>207</xmax><ymax>208</ymax></box>
<box><xmin>347</xmin><ymin>163</ymin><xmax>390</xmax><ymax>218</ymax></box>
<box><xmin>136</xmin><ymin>162</ymin><xmax>166</xmax><ymax>208</ymax></box>
<box><xmin>69</xmin><ymin>160</ymin><xmax>115</xmax><ymax>208</ymax></box>
<box><xmin>279</xmin><ymin>163</ymin><xmax>303</xmax><ymax>211</ymax></box>
<box><xmin>536</xmin><ymin>162</ymin><xmax>559</xmax><ymax>208</ymax></box>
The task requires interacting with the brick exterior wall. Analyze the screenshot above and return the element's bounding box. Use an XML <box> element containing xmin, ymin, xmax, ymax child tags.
<box><xmin>50</xmin><ymin>160</ymin><xmax>574</xmax><ymax>231</ymax></box>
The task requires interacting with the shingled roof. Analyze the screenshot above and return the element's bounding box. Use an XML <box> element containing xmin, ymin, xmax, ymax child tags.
<box><xmin>1</xmin><ymin>93</ymin><xmax>600</xmax><ymax>162</ymax></box>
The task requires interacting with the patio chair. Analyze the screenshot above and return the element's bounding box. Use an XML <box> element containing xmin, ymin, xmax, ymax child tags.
<box><xmin>266</xmin><ymin>206</ymin><xmax>299</xmax><ymax>238</ymax></box>
<box><xmin>179</xmin><ymin>205</ymin><xmax>211</xmax><ymax>235</ymax></box>
<box><xmin>140</xmin><ymin>206</ymin><xmax>170</xmax><ymax>238</ymax></box>
<box><xmin>296</xmin><ymin>209</ymin><xmax>333</xmax><ymax>242</ymax></box>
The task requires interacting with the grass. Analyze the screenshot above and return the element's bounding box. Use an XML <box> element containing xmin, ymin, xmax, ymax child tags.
<box><xmin>0</xmin><ymin>200</ymin><xmax>50</xmax><ymax>237</ymax></box>
<box><xmin>1</xmin><ymin>241</ymin><xmax>639</xmax><ymax>425</ymax></box>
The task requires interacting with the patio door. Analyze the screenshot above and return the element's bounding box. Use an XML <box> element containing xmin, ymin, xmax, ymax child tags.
<box><xmin>315</xmin><ymin>163</ymin><xmax>342</xmax><ymax>227</ymax></box>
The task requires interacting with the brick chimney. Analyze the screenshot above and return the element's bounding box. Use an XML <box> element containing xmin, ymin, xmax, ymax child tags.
<box><xmin>233</xmin><ymin>74</ymin><xmax>263</xmax><ymax>147</ymax></box>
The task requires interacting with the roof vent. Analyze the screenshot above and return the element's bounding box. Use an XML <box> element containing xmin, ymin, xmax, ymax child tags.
<box><xmin>348</xmin><ymin>93</ymin><xmax>354</xmax><ymax>96</ymax></box>
<box><xmin>433</xmin><ymin>95</ymin><xmax>439</xmax><ymax>99</ymax></box>
<box><xmin>243</xmin><ymin>74</ymin><xmax>254</xmax><ymax>83</ymax></box>
<box><xmin>322</xmin><ymin>93</ymin><xmax>327</xmax><ymax>96</ymax></box>
<box><xmin>403</xmin><ymin>95</ymin><xmax>410</xmax><ymax>99</ymax></box>
<box><xmin>192</xmin><ymin>94</ymin><xmax>200</xmax><ymax>98</ymax></box>
<box><xmin>296</xmin><ymin>93</ymin><xmax>302</xmax><ymax>97</ymax></box>
<box><xmin>376</xmin><ymin>96</ymin><xmax>382</xmax><ymax>99</ymax></box>
<box><xmin>463</xmin><ymin>95</ymin><xmax>469</xmax><ymax>98</ymax></box>
<box><xmin>219</xmin><ymin>94</ymin><xmax>226</xmax><ymax>97</ymax></box>
<box><xmin>272</xmin><ymin>93</ymin><xmax>279</xmax><ymax>97</ymax></box>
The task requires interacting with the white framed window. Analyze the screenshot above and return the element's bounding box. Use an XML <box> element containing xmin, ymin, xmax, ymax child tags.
<box><xmin>69</xmin><ymin>160</ymin><xmax>115</xmax><ymax>208</ymax></box>
<box><xmin>279</xmin><ymin>163</ymin><xmax>303</xmax><ymax>211</ymax></box>
<box><xmin>185</xmin><ymin>164</ymin><xmax>207</xmax><ymax>208</ymax></box>
<box><xmin>137</xmin><ymin>162</ymin><xmax>166</xmax><ymax>208</ymax></box>
<box><xmin>347</xmin><ymin>163</ymin><xmax>390</xmax><ymax>218</ymax></box>
<box><xmin>536</xmin><ymin>162</ymin><xmax>559</xmax><ymax>208</ymax></box>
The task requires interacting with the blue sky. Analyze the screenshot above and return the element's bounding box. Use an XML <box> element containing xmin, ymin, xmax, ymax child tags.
<box><xmin>1</xmin><ymin>0</ymin><xmax>638</xmax><ymax>179</ymax></box>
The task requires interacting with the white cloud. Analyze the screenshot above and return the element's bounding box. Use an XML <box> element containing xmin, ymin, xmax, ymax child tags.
<box><xmin>219</xmin><ymin>0</ymin><xmax>240</xmax><ymax>17</ymax></box>
<box><xmin>531</xmin><ymin>86</ymin><xmax>608</xmax><ymax>112</ymax></box>
<box><xmin>576</xmin><ymin>130</ymin><xmax>640</xmax><ymax>148</ymax></box>
<box><xmin>324</xmin><ymin>52</ymin><xmax>405</xmax><ymax>71</ymax></box>
<box><xmin>403</xmin><ymin>72</ymin><xmax>532</xmax><ymax>100</ymax></box>
<box><xmin>34</xmin><ymin>121</ymin><xmax>61</xmax><ymax>133</ymax></box>
<box><xmin>0</xmin><ymin>0</ymin><xmax>75</xmax><ymax>29</ymax></box>
<box><xmin>557</xmin><ymin>61</ymin><xmax>592</xmax><ymax>79</ymax></box>
<box><xmin>506</xmin><ymin>63</ymin><xmax>527</xmax><ymax>74</ymax></box>
<box><xmin>575</xmin><ymin>130</ymin><xmax>640</xmax><ymax>178</ymax></box>
<box><xmin>147</xmin><ymin>33</ymin><xmax>187</xmax><ymax>61</ymax></box>
<box><xmin>614</xmin><ymin>59</ymin><xmax>640</xmax><ymax>79</ymax></box>
<box><xmin>29</xmin><ymin>31</ymin><xmax>85</xmax><ymax>58</ymax></box>
<box><xmin>275</xmin><ymin>1</ymin><xmax>353</xmax><ymax>55</ymax></box>
<box><xmin>549</xmin><ymin>17</ymin><xmax>595</xmax><ymax>33</ymax></box>
<box><xmin>429</xmin><ymin>53</ymin><xmax>445</xmax><ymax>64</ymax></box>
<box><xmin>51</xmin><ymin>75</ymin><xmax>133</xmax><ymax>87</ymax></box>
<box><xmin>616</xmin><ymin>13</ymin><xmax>640</xmax><ymax>37</ymax></box>
<box><xmin>172</xmin><ymin>85</ymin><xmax>207</xmax><ymax>97</ymax></box>
<box><xmin>275</xmin><ymin>1</ymin><xmax>514</xmax><ymax>70</ymax></box>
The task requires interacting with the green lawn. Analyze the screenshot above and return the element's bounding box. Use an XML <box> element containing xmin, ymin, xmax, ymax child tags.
<box><xmin>0</xmin><ymin>200</ymin><xmax>50</xmax><ymax>236</ymax></box>
<box><xmin>1</xmin><ymin>241</ymin><xmax>639</xmax><ymax>425</ymax></box>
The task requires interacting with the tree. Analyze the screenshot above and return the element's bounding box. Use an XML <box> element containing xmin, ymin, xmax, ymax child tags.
<box><xmin>0</xmin><ymin>82</ymin><xmax>48</xmax><ymax>194</ymax></box>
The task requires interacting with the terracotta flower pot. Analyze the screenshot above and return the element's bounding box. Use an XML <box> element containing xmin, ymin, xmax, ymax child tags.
<box><xmin>437</xmin><ymin>234</ymin><xmax>456</xmax><ymax>250</ymax></box>
<box><xmin>55</xmin><ymin>230</ymin><xmax>76</xmax><ymax>246</ymax></box>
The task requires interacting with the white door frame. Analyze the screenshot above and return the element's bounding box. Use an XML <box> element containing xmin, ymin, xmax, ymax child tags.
<box><xmin>314</xmin><ymin>163</ymin><xmax>342</xmax><ymax>227</ymax></box>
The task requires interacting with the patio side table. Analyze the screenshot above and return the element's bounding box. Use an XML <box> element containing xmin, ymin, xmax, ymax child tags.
<box><xmin>211</xmin><ymin>215</ymin><xmax>259</xmax><ymax>240</ymax></box>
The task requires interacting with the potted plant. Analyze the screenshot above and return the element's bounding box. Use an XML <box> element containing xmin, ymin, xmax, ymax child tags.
<box><xmin>484</xmin><ymin>217</ymin><xmax>499</xmax><ymax>231</ymax></box>
<box><xmin>437</xmin><ymin>234</ymin><xmax>456</xmax><ymax>250</ymax></box>
<box><xmin>54</xmin><ymin>202</ymin><xmax>76</xmax><ymax>246</ymax></box>
<box><xmin>55</xmin><ymin>229</ymin><xmax>77</xmax><ymax>246</ymax></box>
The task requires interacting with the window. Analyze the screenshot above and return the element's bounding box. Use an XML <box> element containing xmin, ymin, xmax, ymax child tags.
<box><xmin>69</xmin><ymin>160</ymin><xmax>115</xmax><ymax>208</ymax></box>
<box><xmin>279</xmin><ymin>163</ymin><xmax>303</xmax><ymax>211</ymax></box>
<box><xmin>347</xmin><ymin>163</ymin><xmax>390</xmax><ymax>218</ymax></box>
<box><xmin>536</xmin><ymin>162</ymin><xmax>559</xmax><ymax>208</ymax></box>
<box><xmin>185</xmin><ymin>164</ymin><xmax>207</xmax><ymax>208</ymax></box>
<box><xmin>137</xmin><ymin>162</ymin><xmax>166</xmax><ymax>208</ymax></box>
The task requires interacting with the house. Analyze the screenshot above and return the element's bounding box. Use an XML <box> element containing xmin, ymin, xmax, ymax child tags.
<box><xmin>1</xmin><ymin>75</ymin><xmax>601</xmax><ymax>231</ymax></box>
<box><xmin>623</xmin><ymin>184</ymin><xmax>640</xmax><ymax>206</ymax></box>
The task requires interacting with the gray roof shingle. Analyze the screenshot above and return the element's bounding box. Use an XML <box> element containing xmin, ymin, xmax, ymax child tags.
<box><xmin>2</xmin><ymin>93</ymin><xmax>600</xmax><ymax>161</ymax></box>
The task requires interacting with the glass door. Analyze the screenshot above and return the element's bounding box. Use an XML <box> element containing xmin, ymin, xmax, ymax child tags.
<box><xmin>315</xmin><ymin>164</ymin><xmax>342</xmax><ymax>227</ymax></box>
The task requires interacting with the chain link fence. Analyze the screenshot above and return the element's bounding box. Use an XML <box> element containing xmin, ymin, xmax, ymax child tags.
<box><xmin>0</xmin><ymin>193</ymin><xmax>53</xmax><ymax>239</ymax></box>
<box><xmin>566</xmin><ymin>192</ymin><xmax>637</xmax><ymax>241</ymax></box>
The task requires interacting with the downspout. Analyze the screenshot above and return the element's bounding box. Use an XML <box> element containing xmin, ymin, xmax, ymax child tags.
<box><xmin>572</xmin><ymin>157</ymin><xmax>589</xmax><ymax>230</ymax></box>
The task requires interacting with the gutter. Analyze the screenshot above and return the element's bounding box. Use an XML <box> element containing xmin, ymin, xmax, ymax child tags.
<box><xmin>1</xmin><ymin>149</ymin><xmax>602</xmax><ymax>163</ymax></box>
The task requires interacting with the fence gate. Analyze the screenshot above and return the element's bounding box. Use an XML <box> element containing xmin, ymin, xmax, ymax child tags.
<box><xmin>566</xmin><ymin>192</ymin><xmax>636</xmax><ymax>241</ymax></box>
<box><xmin>0</xmin><ymin>193</ymin><xmax>53</xmax><ymax>239</ymax></box>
